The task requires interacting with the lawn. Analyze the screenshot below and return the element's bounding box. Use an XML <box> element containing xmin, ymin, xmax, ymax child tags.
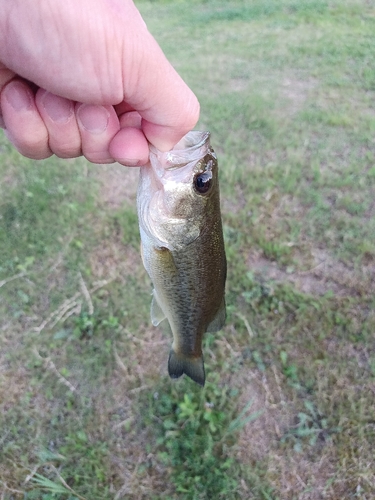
<box><xmin>1</xmin><ymin>0</ymin><xmax>375</xmax><ymax>498</ymax></box>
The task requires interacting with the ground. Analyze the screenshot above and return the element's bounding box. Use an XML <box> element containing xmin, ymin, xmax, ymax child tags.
<box><xmin>1</xmin><ymin>1</ymin><xmax>375</xmax><ymax>499</ymax></box>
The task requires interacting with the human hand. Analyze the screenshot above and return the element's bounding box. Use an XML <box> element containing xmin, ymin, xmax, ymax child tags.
<box><xmin>0</xmin><ymin>0</ymin><xmax>199</xmax><ymax>165</ymax></box>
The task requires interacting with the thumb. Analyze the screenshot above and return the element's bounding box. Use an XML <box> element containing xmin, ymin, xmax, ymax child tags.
<box><xmin>122</xmin><ymin>21</ymin><xmax>200</xmax><ymax>151</ymax></box>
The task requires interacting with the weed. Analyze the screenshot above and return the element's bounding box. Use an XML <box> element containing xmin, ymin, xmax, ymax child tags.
<box><xmin>281</xmin><ymin>400</ymin><xmax>341</xmax><ymax>453</ymax></box>
<box><xmin>140</xmin><ymin>377</ymin><xmax>273</xmax><ymax>499</ymax></box>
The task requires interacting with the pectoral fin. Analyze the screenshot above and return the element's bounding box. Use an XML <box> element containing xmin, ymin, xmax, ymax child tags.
<box><xmin>150</xmin><ymin>291</ymin><xmax>166</xmax><ymax>326</ymax></box>
<box><xmin>168</xmin><ymin>350</ymin><xmax>205</xmax><ymax>387</ymax></box>
<box><xmin>206</xmin><ymin>297</ymin><xmax>226</xmax><ymax>333</ymax></box>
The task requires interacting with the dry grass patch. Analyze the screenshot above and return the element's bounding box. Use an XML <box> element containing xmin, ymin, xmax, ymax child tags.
<box><xmin>97</xmin><ymin>164</ymin><xmax>139</xmax><ymax>209</ymax></box>
<box><xmin>281</xmin><ymin>77</ymin><xmax>318</xmax><ymax>116</ymax></box>
<box><xmin>248</xmin><ymin>246</ymin><xmax>375</xmax><ymax>298</ymax></box>
<box><xmin>89</xmin><ymin>237</ymin><xmax>142</xmax><ymax>281</ymax></box>
<box><xmin>224</xmin><ymin>363</ymin><xmax>341</xmax><ymax>498</ymax></box>
<box><xmin>231</xmin><ymin>358</ymin><xmax>375</xmax><ymax>498</ymax></box>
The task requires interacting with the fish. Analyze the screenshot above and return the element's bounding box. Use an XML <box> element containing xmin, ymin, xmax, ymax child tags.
<box><xmin>137</xmin><ymin>131</ymin><xmax>226</xmax><ymax>386</ymax></box>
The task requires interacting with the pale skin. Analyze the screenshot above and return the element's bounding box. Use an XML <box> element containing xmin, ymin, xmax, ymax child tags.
<box><xmin>0</xmin><ymin>0</ymin><xmax>200</xmax><ymax>165</ymax></box>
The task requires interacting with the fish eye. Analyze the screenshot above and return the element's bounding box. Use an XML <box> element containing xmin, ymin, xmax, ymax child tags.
<box><xmin>194</xmin><ymin>171</ymin><xmax>212</xmax><ymax>194</ymax></box>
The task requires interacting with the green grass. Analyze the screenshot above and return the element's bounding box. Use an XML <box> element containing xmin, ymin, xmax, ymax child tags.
<box><xmin>1</xmin><ymin>0</ymin><xmax>375</xmax><ymax>498</ymax></box>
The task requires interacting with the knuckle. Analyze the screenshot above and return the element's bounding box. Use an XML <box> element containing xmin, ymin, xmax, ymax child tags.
<box><xmin>14</xmin><ymin>134</ymin><xmax>50</xmax><ymax>159</ymax></box>
<box><xmin>50</xmin><ymin>139</ymin><xmax>81</xmax><ymax>159</ymax></box>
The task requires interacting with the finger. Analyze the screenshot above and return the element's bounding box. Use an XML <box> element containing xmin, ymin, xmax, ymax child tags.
<box><xmin>118</xmin><ymin>111</ymin><xmax>142</xmax><ymax>129</ymax></box>
<box><xmin>0</xmin><ymin>79</ymin><xmax>52</xmax><ymax>159</ymax></box>
<box><xmin>35</xmin><ymin>89</ymin><xmax>81</xmax><ymax>158</ymax></box>
<box><xmin>114</xmin><ymin>102</ymin><xmax>136</xmax><ymax>116</ymax></box>
<box><xmin>109</xmin><ymin>126</ymin><xmax>149</xmax><ymax>166</ymax></box>
<box><xmin>0</xmin><ymin>63</ymin><xmax>15</xmax><ymax>92</ymax></box>
<box><xmin>109</xmin><ymin>111</ymin><xmax>147</xmax><ymax>166</ymax></box>
<box><xmin>76</xmin><ymin>103</ymin><xmax>120</xmax><ymax>164</ymax></box>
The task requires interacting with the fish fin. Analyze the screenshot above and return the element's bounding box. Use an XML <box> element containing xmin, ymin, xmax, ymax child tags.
<box><xmin>206</xmin><ymin>297</ymin><xmax>226</xmax><ymax>333</ymax></box>
<box><xmin>168</xmin><ymin>350</ymin><xmax>205</xmax><ymax>387</ymax></box>
<box><xmin>151</xmin><ymin>291</ymin><xmax>166</xmax><ymax>326</ymax></box>
<box><xmin>154</xmin><ymin>245</ymin><xmax>177</xmax><ymax>273</ymax></box>
<box><xmin>140</xmin><ymin>242</ymin><xmax>144</xmax><ymax>266</ymax></box>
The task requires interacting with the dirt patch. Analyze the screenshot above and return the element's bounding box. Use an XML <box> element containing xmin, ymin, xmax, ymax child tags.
<box><xmin>248</xmin><ymin>248</ymin><xmax>375</xmax><ymax>297</ymax></box>
<box><xmin>87</xmin><ymin>163</ymin><xmax>143</xmax><ymax>278</ymax></box>
<box><xmin>108</xmin><ymin>324</ymin><xmax>171</xmax><ymax>498</ymax></box>
<box><xmin>96</xmin><ymin>163</ymin><xmax>140</xmax><ymax>209</ymax></box>
<box><xmin>89</xmin><ymin>236</ymin><xmax>141</xmax><ymax>281</ymax></box>
<box><xmin>269</xmin><ymin>449</ymin><xmax>337</xmax><ymax>500</ymax></box>
<box><xmin>115</xmin><ymin>325</ymin><xmax>169</xmax><ymax>386</ymax></box>
<box><xmin>233</xmin><ymin>367</ymin><xmax>292</xmax><ymax>463</ymax></box>
<box><xmin>232</xmin><ymin>366</ymin><xmax>338</xmax><ymax>499</ymax></box>
<box><xmin>0</xmin><ymin>367</ymin><xmax>30</xmax><ymax>412</ymax></box>
<box><xmin>229</xmin><ymin>78</ymin><xmax>249</xmax><ymax>93</ymax></box>
<box><xmin>281</xmin><ymin>77</ymin><xmax>317</xmax><ymax>115</ymax></box>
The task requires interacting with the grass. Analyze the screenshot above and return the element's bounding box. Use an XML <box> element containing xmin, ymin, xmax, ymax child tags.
<box><xmin>1</xmin><ymin>0</ymin><xmax>375</xmax><ymax>498</ymax></box>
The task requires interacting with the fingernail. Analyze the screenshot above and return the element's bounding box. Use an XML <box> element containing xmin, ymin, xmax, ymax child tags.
<box><xmin>77</xmin><ymin>104</ymin><xmax>109</xmax><ymax>134</ymax></box>
<box><xmin>4</xmin><ymin>82</ymin><xmax>32</xmax><ymax>111</ymax></box>
<box><xmin>121</xmin><ymin>158</ymin><xmax>143</xmax><ymax>167</ymax></box>
<box><xmin>119</xmin><ymin>111</ymin><xmax>142</xmax><ymax>129</ymax></box>
<box><xmin>41</xmin><ymin>91</ymin><xmax>73</xmax><ymax>124</ymax></box>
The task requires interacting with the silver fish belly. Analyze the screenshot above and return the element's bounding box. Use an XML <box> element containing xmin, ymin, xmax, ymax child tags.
<box><xmin>137</xmin><ymin>131</ymin><xmax>226</xmax><ymax>386</ymax></box>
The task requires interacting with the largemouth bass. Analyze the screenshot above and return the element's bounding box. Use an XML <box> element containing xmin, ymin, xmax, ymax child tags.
<box><xmin>137</xmin><ymin>131</ymin><xmax>226</xmax><ymax>386</ymax></box>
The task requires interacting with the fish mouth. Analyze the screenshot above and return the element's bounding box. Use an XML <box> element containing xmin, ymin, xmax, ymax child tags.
<box><xmin>149</xmin><ymin>131</ymin><xmax>211</xmax><ymax>171</ymax></box>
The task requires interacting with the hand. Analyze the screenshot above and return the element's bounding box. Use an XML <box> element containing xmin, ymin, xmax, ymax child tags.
<box><xmin>0</xmin><ymin>0</ymin><xmax>200</xmax><ymax>165</ymax></box>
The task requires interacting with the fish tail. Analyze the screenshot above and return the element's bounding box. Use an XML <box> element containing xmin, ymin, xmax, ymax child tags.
<box><xmin>168</xmin><ymin>350</ymin><xmax>205</xmax><ymax>387</ymax></box>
